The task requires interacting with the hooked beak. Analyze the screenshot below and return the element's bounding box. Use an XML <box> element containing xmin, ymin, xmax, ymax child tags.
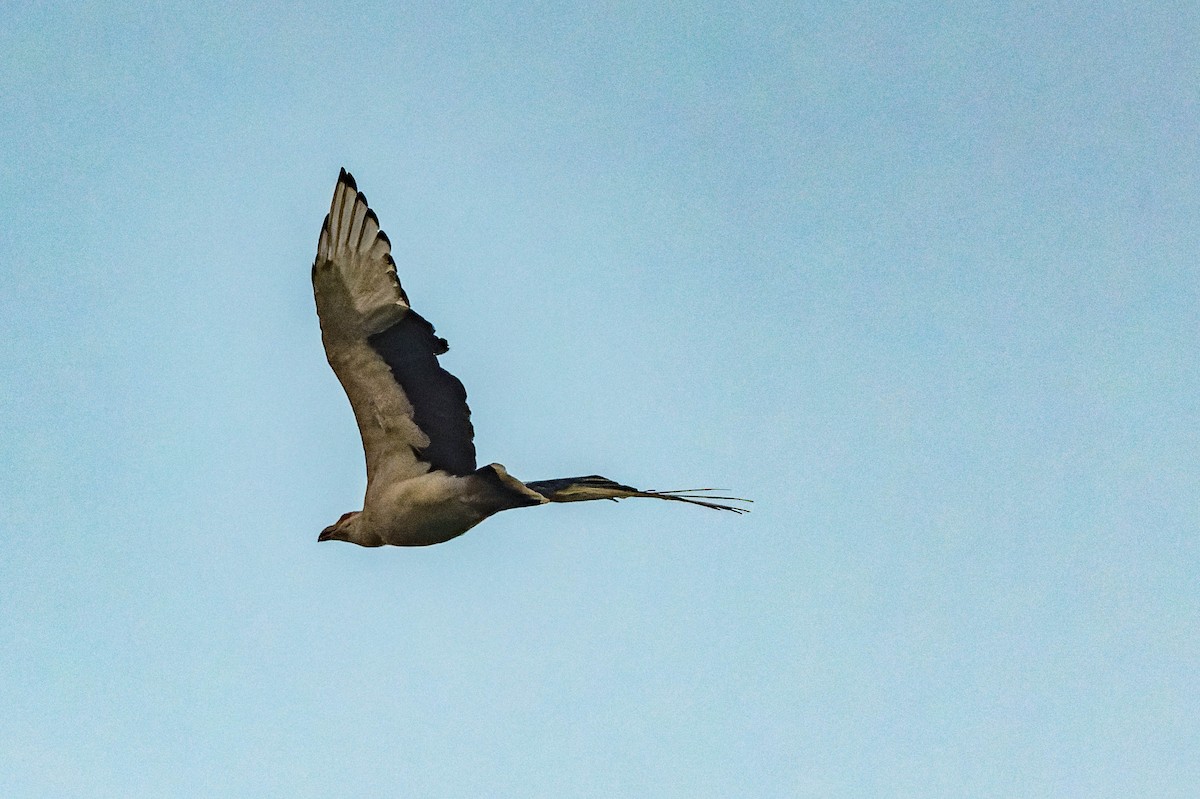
<box><xmin>318</xmin><ymin>526</ymin><xmax>337</xmax><ymax>542</ymax></box>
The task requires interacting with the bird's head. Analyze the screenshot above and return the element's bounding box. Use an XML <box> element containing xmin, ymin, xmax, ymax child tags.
<box><xmin>318</xmin><ymin>511</ymin><xmax>362</xmax><ymax>543</ymax></box>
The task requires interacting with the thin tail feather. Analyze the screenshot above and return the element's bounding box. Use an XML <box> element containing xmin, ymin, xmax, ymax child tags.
<box><xmin>524</xmin><ymin>475</ymin><xmax>751</xmax><ymax>514</ymax></box>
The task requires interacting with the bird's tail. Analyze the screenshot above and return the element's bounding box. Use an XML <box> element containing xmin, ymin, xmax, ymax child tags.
<box><xmin>524</xmin><ymin>475</ymin><xmax>751</xmax><ymax>514</ymax></box>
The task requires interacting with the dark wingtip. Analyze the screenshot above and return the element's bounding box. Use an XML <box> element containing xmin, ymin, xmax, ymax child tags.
<box><xmin>339</xmin><ymin>168</ymin><xmax>357</xmax><ymax>191</ymax></box>
<box><xmin>377</xmin><ymin>229</ymin><xmax>391</xmax><ymax>247</ymax></box>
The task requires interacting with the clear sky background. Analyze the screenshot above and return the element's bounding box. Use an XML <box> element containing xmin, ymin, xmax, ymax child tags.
<box><xmin>2</xmin><ymin>1</ymin><xmax>1197</xmax><ymax>796</ymax></box>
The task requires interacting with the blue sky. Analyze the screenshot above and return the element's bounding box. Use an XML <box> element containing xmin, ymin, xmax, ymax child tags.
<box><xmin>2</xmin><ymin>1</ymin><xmax>1197</xmax><ymax>796</ymax></box>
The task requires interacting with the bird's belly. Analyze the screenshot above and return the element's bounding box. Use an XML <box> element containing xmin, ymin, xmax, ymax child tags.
<box><xmin>366</xmin><ymin>472</ymin><xmax>491</xmax><ymax>547</ymax></box>
<box><xmin>385</xmin><ymin>503</ymin><xmax>487</xmax><ymax>546</ymax></box>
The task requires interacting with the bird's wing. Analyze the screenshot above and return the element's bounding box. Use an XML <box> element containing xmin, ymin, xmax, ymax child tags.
<box><xmin>312</xmin><ymin>169</ymin><xmax>476</xmax><ymax>484</ymax></box>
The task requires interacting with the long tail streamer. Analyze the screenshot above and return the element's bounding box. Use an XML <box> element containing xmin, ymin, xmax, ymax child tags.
<box><xmin>525</xmin><ymin>475</ymin><xmax>752</xmax><ymax>514</ymax></box>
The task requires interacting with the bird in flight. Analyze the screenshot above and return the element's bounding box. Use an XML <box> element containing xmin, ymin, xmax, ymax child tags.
<box><xmin>313</xmin><ymin>169</ymin><xmax>749</xmax><ymax>546</ymax></box>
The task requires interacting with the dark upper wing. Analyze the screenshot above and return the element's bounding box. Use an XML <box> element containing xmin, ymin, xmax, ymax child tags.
<box><xmin>367</xmin><ymin>311</ymin><xmax>476</xmax><ymax>475</ymax></box>
<box><xmin>312</xmin><ymin>169</ymin><xmax>476</xmax><ymax>482</ymax></box>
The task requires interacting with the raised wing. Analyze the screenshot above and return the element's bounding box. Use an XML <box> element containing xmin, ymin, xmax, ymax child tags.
<box><xmin>312</xmin><ymin>169</ymin><xmax>476</xmax><ymax>483</ymax></box>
